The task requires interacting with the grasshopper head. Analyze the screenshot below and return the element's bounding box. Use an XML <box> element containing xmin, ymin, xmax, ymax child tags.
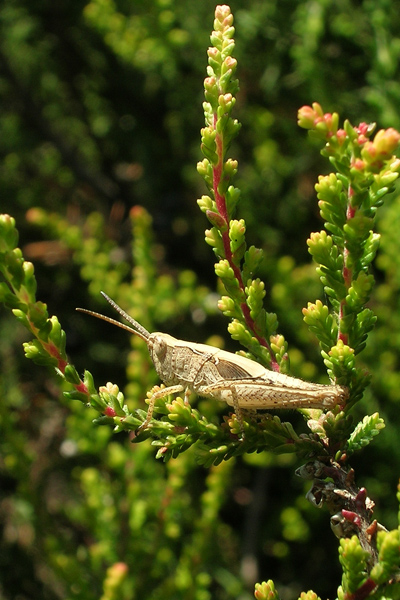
<box><xmin>147</xmin><ymin>333</ymin><xmax>179</xmax><ymax>386</ymax></box>
<box><xmin>77</xmin><ymin>293</ymin><xmax>181</xmax><ymax>387</ymax></box>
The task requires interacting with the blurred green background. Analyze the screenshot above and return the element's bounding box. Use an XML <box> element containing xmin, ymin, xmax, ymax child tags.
<box><xmin>1</xmin><ymin>1</ymin><xmax>400</xmax><ymax>598</ymax></box>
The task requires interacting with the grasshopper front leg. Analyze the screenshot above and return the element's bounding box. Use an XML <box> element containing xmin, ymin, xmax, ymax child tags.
<box><xmin>136</xmin><ymin>384</ymin><xmax>185</xmax><ymax>435</ymax></box>
<box><xmin>137</xmin><ymin>383</ymin><xmax>247</xmax><ymax>439</ymax></box>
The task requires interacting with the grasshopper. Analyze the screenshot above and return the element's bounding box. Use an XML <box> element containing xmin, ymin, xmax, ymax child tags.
<box><xmin>77</xmin><ymin>292</ymin><xmax>349</xmax><ymax>435</ymax></box>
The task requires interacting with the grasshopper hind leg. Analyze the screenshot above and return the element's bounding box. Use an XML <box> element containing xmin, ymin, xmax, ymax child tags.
<box><xmin>229</xmin><ymin>388</ymin><xmax>246</xmax><ymax>440</ymax></box>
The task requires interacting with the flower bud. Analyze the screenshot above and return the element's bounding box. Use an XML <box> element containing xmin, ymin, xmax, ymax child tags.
<box><xmin>297</xmin><ymin>102</ymin><xmax>324</xmax><ymax>129</ymax></box>
<box><xmin>373</xmin><ymin>127</ymin><xmax>400</xmax><ymax>155</ymax></box>
<box><xmin>215</xmin><ymin>4</ymin><xmax>233</xmax><ymax>25</ymax></box>
<box><xmin>297</xmin><ymin>105</ymin><xmax>318</xmax><ymax>129</ymax></box>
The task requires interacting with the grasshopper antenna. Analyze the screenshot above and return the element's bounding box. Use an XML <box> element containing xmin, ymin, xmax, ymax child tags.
<box><xmin>76</xmin><ymin>291</ymin><xmax>150</xmax><ymax>342</ymax></box>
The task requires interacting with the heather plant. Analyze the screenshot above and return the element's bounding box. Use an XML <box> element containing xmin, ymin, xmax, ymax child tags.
<box><xmin>1</xmin><ymin>4</ymin><xmax>400</xmax><ymax>600</ymax></box>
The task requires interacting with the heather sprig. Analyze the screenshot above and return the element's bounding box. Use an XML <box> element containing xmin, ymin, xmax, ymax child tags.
<box><xmin>197</xmin><ymin>5</ymin><xmax>284</xmax><ymax>372</ymax></box>
<box><xmin>300</xmin><ymin>104</ymin><xmax>400</xmax><ymax>403</ymax></box>
<box><xmin>0</xmin><ymin>214</ymin><xmax>111</xmax><ymax>409</ymax></box>
<box><xmin>337</xmin><ymin>536</ymin><xmax>372</xmax><ymax>599</ymax></box>
<box><xmin>254</xmin><ymin>580</ymin><xmax>281</xmax><ymax>600</ymax></box>
<box><xmin>346</xmin><ymin>413</ymin><xmax>385</xmax><ymax>457</ymax></box>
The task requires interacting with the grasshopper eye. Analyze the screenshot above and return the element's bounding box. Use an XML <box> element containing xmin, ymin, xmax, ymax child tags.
<box><xmin>152</xmin><ymin>335</ymin><xmax>168</xmax><ymax>360</ymax></box>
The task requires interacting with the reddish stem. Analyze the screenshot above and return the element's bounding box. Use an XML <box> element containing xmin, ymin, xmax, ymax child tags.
<box><xmin>213</xmin><ymin>126</ymin><xmax>229</xmax><ymax>224</ymax></box>
<box><xmin>45</xmin><ymin>341</ymin><xmax>69</xmax><ymax>373</ymax></box>
<box><xmin>13</xmin><ymin>280</ymin><xmax>90</xmax><ymax>397</ymax></box>
<box><xmin>29</xmin><ymin>319</ymin><xmax>89</xmax><ymax>395</ymax></box>
<box><xmin>338</xmin><ymin>188</ymin><xmax>357</xmax><ymax>345</ymax></box>
<box><xmin>345</xmin><ymin>578</ymin><xmax>376</xmax><ymax>600</ymax></box>
<box><xmin>213</xmin><ymin>118</ymin><xmax>279</xmax><ymax>370</ymax></box>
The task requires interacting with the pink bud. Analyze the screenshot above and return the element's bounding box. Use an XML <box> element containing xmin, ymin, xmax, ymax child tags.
<box><xmin>336</xmin><ymin>129</ymin><xmax>346</xmax><ymax>144</ymax></box>
<box><xmin>373</xmin><ymin>127</ymin><xmax>400</xmax><ymax>155</ymax></box>
<box><xmin>204</xmin><ymin>76</ymin><xmax>216</xmax><ymax>89</ymax></box>
<box><xmin>366</xmin><ymin>141</ymin><xmax>377</xmax><ymax>156</ymax></box>
<box><xmin>357</xmin><ymin>134</ymin><xmax>368</xmax><ymax>145</ymax></box>
<box><xmin>218</xmin><ymin>93</ymin><xmax>232</xmax><ymax>107</ymax></box>
<box><xmin>224</xmin><ymin>56</ymin><xmax>237</xmax><ymax>69</ymax></box>
<box><xmin>207</xmin><ymin>46</ymin><xmax>218</xmax><ymax>58</ymax></box>
<box><xmin>130</xmin><ymin>205</ymin><xmax>145</xmax><ymax>219</ymax></box>
<box><xmin>297</xmin><ymin>105</ymin><xmax>317</xmax><ymax>129</ymax></box>
<box><xmin>351</xmin><ymin>158</ymin><xmax>366</xmax><ymax>171</ymax></box>
<box><xmin>316</xmin><ymin>112</ymin><xmax>338</xmax><ymax>136</ymax></box>
<box><xmin>216</xmin><ymin>5</ymin><xmax>231</xmax><ymax>17</ymax></box>
<box><xmin>105</xmin><ymin>406</ymin><xmax>117</xmax><ymax>417</ymax></box>
<box><xmin>355</xmin><ymin>122</ymin><xmax>369</xmax><ymax>136</ymax></box>
<box><xmin>111</xmin><ymin>562</ymin><xmax>128</xmax><ymax>576</ymax></box>
<box><xmin>215</xmin><ymin>5</ymin><xmax>233</xmax><ymax>25</ymax></box>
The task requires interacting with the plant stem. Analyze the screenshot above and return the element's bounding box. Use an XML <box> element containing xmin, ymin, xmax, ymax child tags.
<box><xmin>212</xmin><ymin>125</ymin><xmax>279</xmax><ymax>369</ymax></box>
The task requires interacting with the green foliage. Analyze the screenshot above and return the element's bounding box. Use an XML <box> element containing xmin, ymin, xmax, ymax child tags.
<box><xmin>346</xmin><ymin>413</ymin><xmax>385</xmax><ymax>457</ymax></box>
<box><xmin>301</xmin><ymin>108</ymin><xmax>400</xmax><ymax>366</ymax></box>
<box><xmin>254</xmin><ymin>580</ymin><xmax>281</xmax><ymax>600</ymax></box>
<box><xmin>338</xmin><ymin>536</ymin><xmax>371</xmax><ymax>598</ymax></box>
<box><xmin>370</xmin><ymin>528</ymin><xmax>400</xmax><ymax>586</ymax></box>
